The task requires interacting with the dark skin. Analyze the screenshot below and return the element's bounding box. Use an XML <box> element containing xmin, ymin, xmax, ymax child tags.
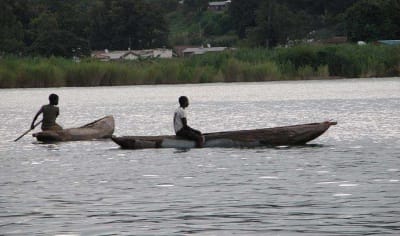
<box><xmin>31</xmin><ymin>97</ymin><xmax>59</xmax><ymax>129</ymax></box>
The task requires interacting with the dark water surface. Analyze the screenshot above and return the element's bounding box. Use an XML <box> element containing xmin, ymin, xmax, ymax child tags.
<box><xmin>1</xmin><ymin>78</ymin><xmax>399</xmax><ymax>235</ymax></box>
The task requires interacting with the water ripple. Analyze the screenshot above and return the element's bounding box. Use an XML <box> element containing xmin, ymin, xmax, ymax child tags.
<box><xmin>1</xmin><ymin>79</ymin><xmax>399</xmax><ymax>235</ymax></box>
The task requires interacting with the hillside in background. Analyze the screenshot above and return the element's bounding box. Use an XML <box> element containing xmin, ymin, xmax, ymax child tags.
<box><xmin>160</xmin><ymin>0</ymin><xmax>399</xmax><ymax>48</ymax></box>
<box><xmin>165</xmin><ymin>0</ymin><xmax>355</xmax><ymax>47</ymax></box>
<box><xmin>1</xmin><ymin>0</ymin><xmax>399</xmax><ymax>57</ymax></box>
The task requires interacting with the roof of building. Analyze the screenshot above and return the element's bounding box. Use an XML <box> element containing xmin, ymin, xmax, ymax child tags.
<box><xmin>209</xmin><ymin>1</ymin><xmax>231</xmax><ymax>6</ymax></box>
<box><xmin>183</xmin><ymin>47</ymin><xmax>227</xmax><ymax>55</ymax></box>
<box><xmin>92</xmin><ymin>49</ymin><xmax>173</xmax><ymax>60</ymax></box>
<box><xmin>377</xmin><ymin>40</ymin><xmax>400</xmax><ymax>46</ymax></box>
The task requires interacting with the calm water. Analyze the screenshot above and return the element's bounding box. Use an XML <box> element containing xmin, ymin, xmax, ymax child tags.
<box><xmin>1</xmin><ymin>78</ymin><xmax>399</xmax><ymax>235</ymax></box>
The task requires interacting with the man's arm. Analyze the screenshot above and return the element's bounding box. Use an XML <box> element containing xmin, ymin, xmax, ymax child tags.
<box><xmin>31</xmin><ymin>107</ymin><xmax>43</xmax><ymax>129</ymax></box>
<box><xmin>181</xmin><ymin>117</ymin><xmax>188</xmax><ymax>128</ymax></box>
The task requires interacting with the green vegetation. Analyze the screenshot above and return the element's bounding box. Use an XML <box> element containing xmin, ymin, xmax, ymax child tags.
<box><xmin>1</xmin><ymin>44</ymin><xmax>399</xmax><ymax>88</ymax></box>
<box><xmin>229</xmin><ymin>0</ymin><xmax>399</xmax><ymax>47</ymax></box>
<box><xmin>1</xmin><ymin>0</ymin><xmax>399</xmax><ymax>88</ymax></box>
<box><xmin>166</xmin><ymin>1</ymin><xmax>237</xmax><ymax>47</ymax></box>
<box><xmin>2</xmin><ymin>0</ymin><xmax>399</xmax><ymax>56</ymax></box>
<box><xmin>0</xmin><ymin>0</ymin><xmax>169</xmax><ymax>56</ymax></box>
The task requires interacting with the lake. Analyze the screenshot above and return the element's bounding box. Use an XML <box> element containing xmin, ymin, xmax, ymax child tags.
<box><xmin>1</xmin><ymin>78</ymin><xmax>399</xmax><ymax>235</ymax></box>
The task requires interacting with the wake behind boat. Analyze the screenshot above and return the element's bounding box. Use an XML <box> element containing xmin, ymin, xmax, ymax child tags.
<box><xmin>33</xmin><ymin>115</ymin><xmax>115</xmax><ymax>142</ymax></box>
<box><xmin>112</xmin><ymin>121</ymin><xmax>337</xmax><ymax>149</ymax></box>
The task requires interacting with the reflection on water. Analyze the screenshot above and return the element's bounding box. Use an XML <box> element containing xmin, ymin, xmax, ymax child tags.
<box><xmin>0</xmin><ymin>78</ymin><xmax>399</xmax><ymax>235</ymax></box>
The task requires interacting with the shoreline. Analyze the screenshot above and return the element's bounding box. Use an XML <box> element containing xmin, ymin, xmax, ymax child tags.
<box><xmin>2</xmin><ymin>76</ymin><xmax>399</xmax><ymax>90</ymax></box>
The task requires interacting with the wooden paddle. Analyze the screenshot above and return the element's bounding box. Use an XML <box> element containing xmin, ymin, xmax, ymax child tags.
<box><xmin>14</xmin><ymin>120</ymin><xmax>42</xmax><ymax>142</ymax></box>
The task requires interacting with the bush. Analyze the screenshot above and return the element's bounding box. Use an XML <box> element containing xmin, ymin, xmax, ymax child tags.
<box><xmin>274</xmin><ymin>45</ymin><xmax>323</xmax><ymax>71</ymax></box>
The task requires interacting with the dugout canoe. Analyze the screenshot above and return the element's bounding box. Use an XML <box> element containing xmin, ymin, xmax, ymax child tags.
<box><xmin>112</xmin><ymin>121</ymin><xmax>337</xmax><ymax>149</ymax></box>
<box><xmin>33</xmin><ymin>115</ymin><xmax>115</xmax><ymax>142</ymax></box>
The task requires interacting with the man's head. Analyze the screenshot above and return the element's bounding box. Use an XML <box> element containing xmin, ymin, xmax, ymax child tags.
<box><xmin>179</xmin><ymin>96</ymin><xmax>189</xmax><ymax>108</ymax></box>
<box><xmin>49</xmin><ymin>93</ymin><xmax>59</xmax><ymax>105</ymax></box>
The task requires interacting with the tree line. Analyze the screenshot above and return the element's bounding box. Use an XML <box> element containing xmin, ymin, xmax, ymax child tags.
<box><xmin>0</xmin><ymin>0</ymin><xmax>169</xmax><ymax>57</ymax></box>
<box><xmin>1</xmin><ymin>0</ymin><xmax>399</xmax><ymax>57</ymax></box>
<box><xmin>229</xmin><ymin>0</ymin><xmax>399</xmax><ymax>47</ymax></box>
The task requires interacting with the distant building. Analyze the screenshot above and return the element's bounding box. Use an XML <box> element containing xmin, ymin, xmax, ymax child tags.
<box><xmin>92</xmin><ymin>49</ymin><xmax>173</xmax><ymax>61</ymax></box>
<box><xmin>182</xmin><ymin>46</ymin><xmax>228</xmax><ymax>57</ymax></box>
<box><xmin>376</xmin><ymin>40</ymin><xmax>400</xmax><ymax>46</ymax></box>
<box><xmin>91</xmin><ymin>51</ymin><xmax>136</xmax><ymax>61</ymax></box>
<box><xmin>152</xmin><ymin>48</ymin><xmax>174</xmax><ymax>58</ymax></box>
<box><xmin>173</xmin><ymin>45</ymin><xmax>199</xmax><ymax>57</ymax></box>
<box><xmin>208</xmin><ymin>0</ymin><xmax>231</xmax><ymax>11</ymax></box>
<box><xmin>173</xmin><ymin>45</ymin><xmax>230</xmax><ymax>57</ymax></box>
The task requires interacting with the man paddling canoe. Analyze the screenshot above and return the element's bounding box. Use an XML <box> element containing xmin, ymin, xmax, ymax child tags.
<box><xmin>173</xmin><ymin>96</ymin><xmax>205</xmax><ymax>148</ymax></box>
<box><xmin>31</xmin><ymin>93</ymin><xmax>63</xmax><ymax>131</ymax></box>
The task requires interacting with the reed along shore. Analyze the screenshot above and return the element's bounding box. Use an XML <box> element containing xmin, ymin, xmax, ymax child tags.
<box><xmin>1</xmin><ymin>44</ymin><xmax>399</xmax><ymax>88</ymax></box>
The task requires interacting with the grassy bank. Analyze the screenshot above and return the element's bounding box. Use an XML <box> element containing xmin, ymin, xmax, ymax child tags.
<box><xmin>1</xmin><ymin>44</ymin><xmax>399</xmax><ymax>88</ymax></box>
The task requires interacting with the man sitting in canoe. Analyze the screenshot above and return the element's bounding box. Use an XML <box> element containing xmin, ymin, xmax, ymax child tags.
<box><xmin>31</xmin><ymin>93</ymin><xmax>63</xmax><ymax>131</ymax></box>
<box><xmin>174</xmin><ymin>96</ymin><xmax>205</xmax><ymax>148</ymax></box>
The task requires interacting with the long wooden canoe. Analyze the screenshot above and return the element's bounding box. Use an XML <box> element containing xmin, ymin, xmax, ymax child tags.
<box><xmin>33</xmin><ymin>115</ymin><xmax>115</xmax><ymax>142</ymax></box>
<box><xmin>112</xmin><ymin>121</ymin><xmax>337</xmax><ymax>149</ymax></box>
